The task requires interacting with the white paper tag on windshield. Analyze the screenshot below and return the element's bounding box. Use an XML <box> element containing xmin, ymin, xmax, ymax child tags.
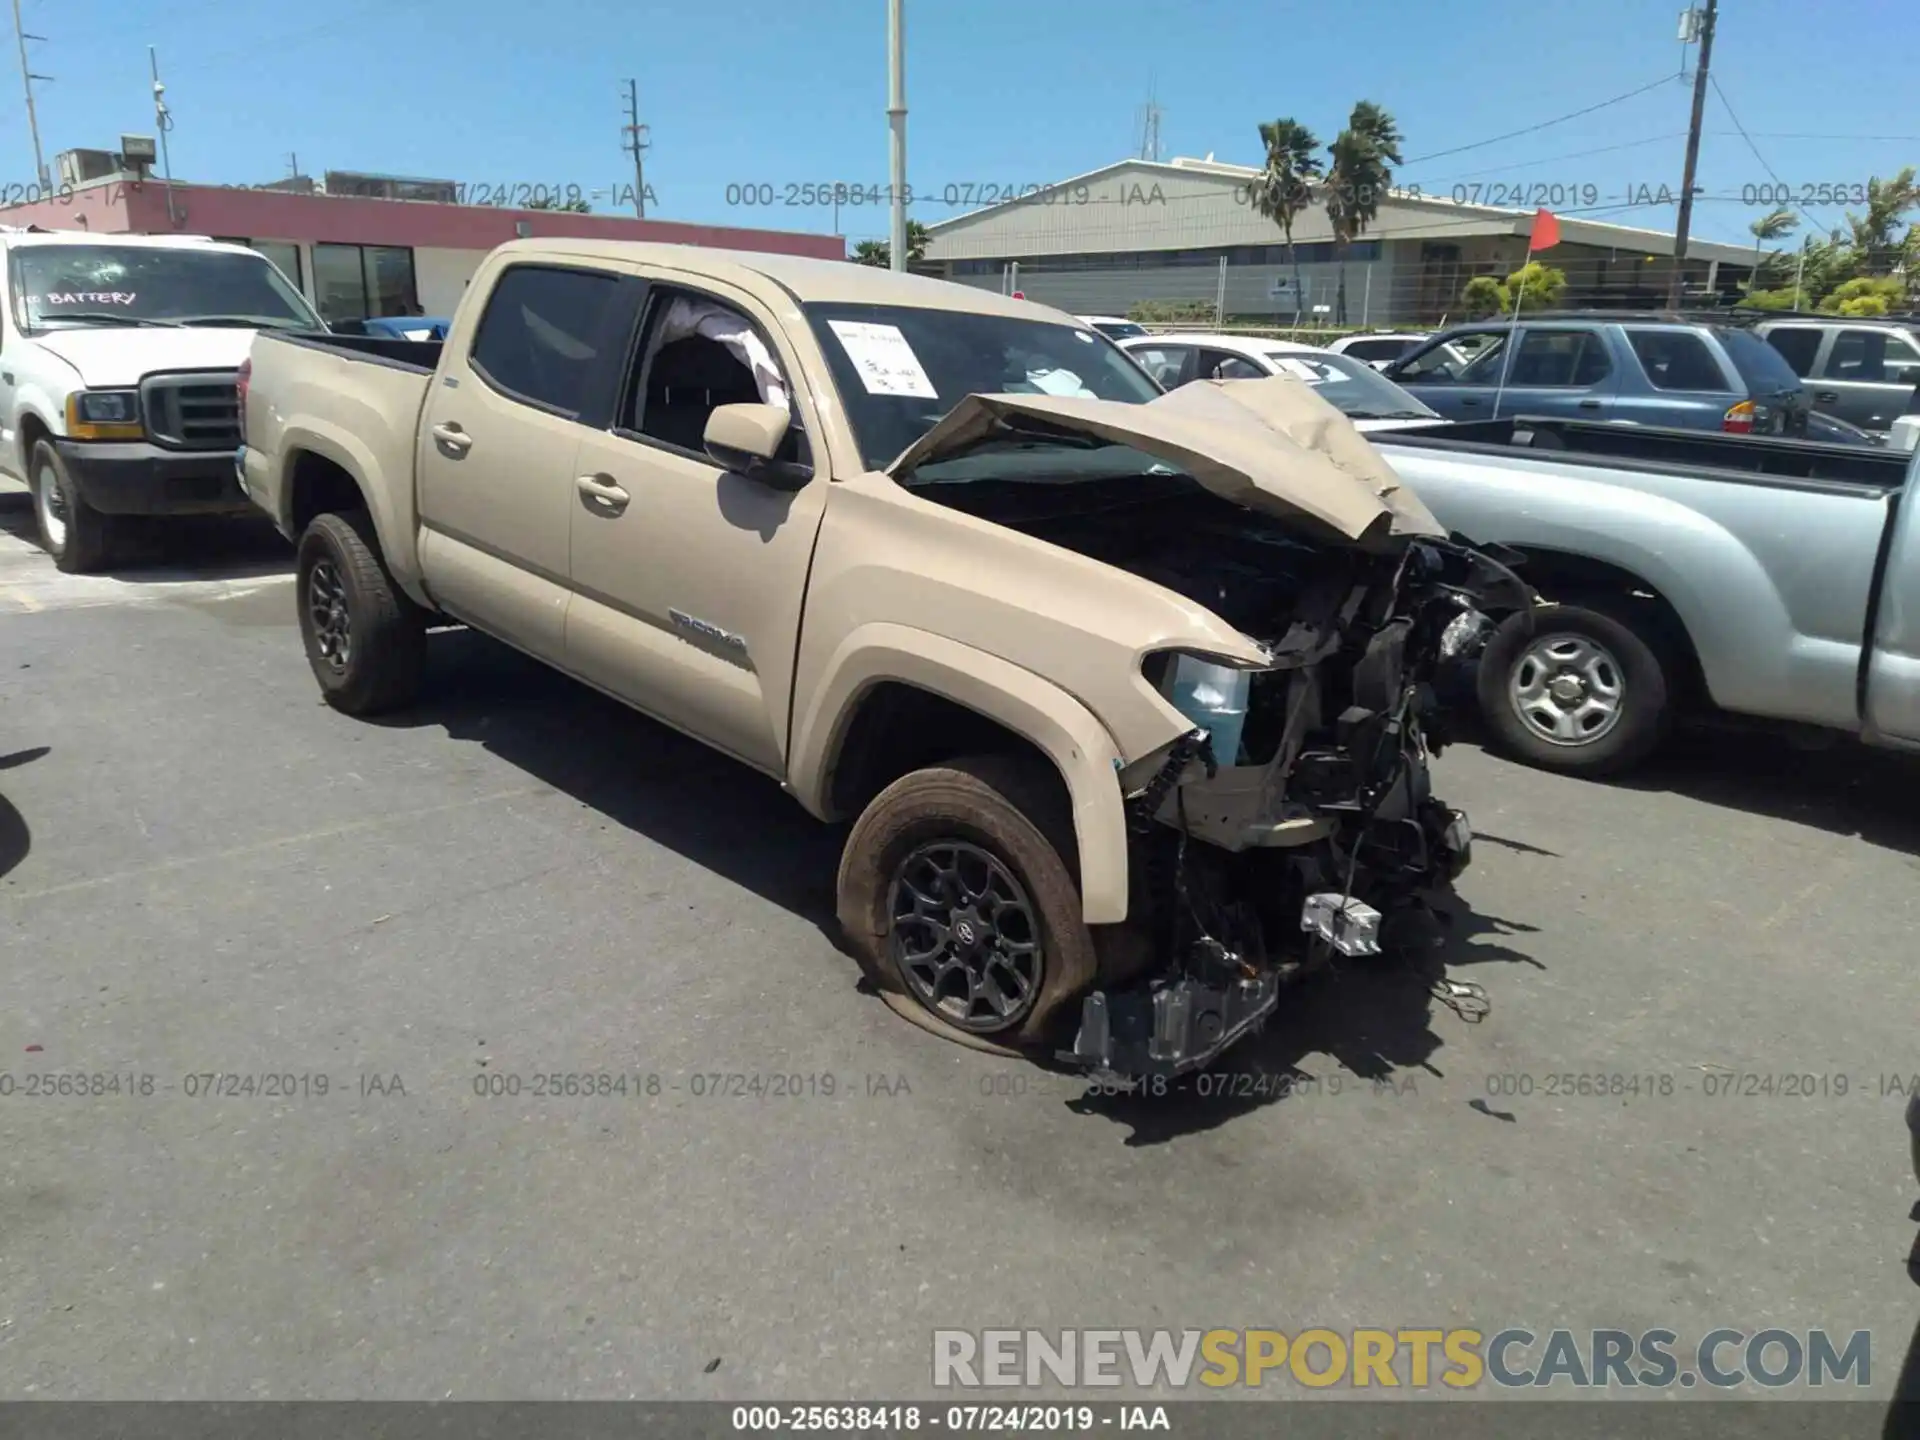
<box><xmin>1273</xmin><ymin>357</ymin><xmax>1326</xmax><ymax>383</ymax></box>
<box><xmin>828</xmin><ymin>320</ymin><xmax>937</xmax><ymax>398</ymax></box>
<box><xmin>1025</xmin><ymin>368</ymin><xmax>1094</xmax><ymax>397</ymax></box>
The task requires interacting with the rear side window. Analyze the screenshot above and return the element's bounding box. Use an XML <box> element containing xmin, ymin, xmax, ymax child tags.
<box><xmin>1717</xmin><ymin>327</ymin><xmax>1803</xmax><ymax>395</ymax></box>
<box><xmin>470</xmin><ymin>264</ymin><xmax>625</xmax><ymax>417</ymax></box>
<box><xmin>1201</xmin><ymin>350</ymin><xmax>1266</xmax><ymax>380</ymax></box>
<box><xmin>1129</xmin><ymin>345</ymin><xmax>1190</xmax><ymax>386</ymax></box>
<box><xmin>1822</xmin><ymin>328</ymin><xmax>1920</xmax><ymax>384</ymax></box>
<box><xmin>1763</xmin><ymin>326</ymin><xmax>1823</xmax><ymax>377</ymax></box>
<box><xmin>1625</xmin><ymin>329</ymin><xmax>1732</xmax><ymax>391</ymax></box>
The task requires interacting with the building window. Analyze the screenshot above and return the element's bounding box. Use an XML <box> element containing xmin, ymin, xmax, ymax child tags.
<box><xmin>312</xmin><ymin>242</ymin><xmax>418</xmax><ymax>323</ymax></box>
<box><xmin>249</xmin><ymin>241</ymin><xmax>304</xmax><ymax>292</ymax></box>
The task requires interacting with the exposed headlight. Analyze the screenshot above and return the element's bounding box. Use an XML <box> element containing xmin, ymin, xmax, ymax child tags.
<box><xmin>66</xmin><ymin>390</ymin><xmax>145</xmax><ymax>439</ymax></box>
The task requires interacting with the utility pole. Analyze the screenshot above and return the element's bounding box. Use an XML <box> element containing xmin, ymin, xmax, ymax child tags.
<box><xmin>886</xmin><ymin>0</ymin><xmax>907</xmax><ymax>273</ymax></box>
<box><xmin>150</xmin><ymin>46</ymin><xmax>179</xmax><ymax>226</ymax></box>
<box><xmin>1666</xmin><ymin>0</ymin><xmax>1717</xmax><ymax>308</ymax></box>
<box><xmin>621</xmin><ymin>79</ymin><xmax>648</xmax><ymax>218</ymax></box>
<box><xmin>11</xmin><ymin>0</ymin><xmax>50</xmax><ymax>193</ymax></box>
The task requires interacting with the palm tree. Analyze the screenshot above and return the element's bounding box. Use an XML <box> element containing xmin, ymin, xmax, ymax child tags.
<box><xmin>1323</xmin><ymin>100</ymin><xmax>1403</xmax><ymax>324</ymax></box>
<box><xmin>1251</xmin><ymin>119</ymin><xmax>1321</xmax><ymax>317</ymax></box>
<box><xmin>1745</xmin><ymin>208</ymin><xmax>1798</xmax><ymax>292</ymax></box>
<box><xmin>850</xmin><ymin>221</ymin><xmax>932</xmax><ymax>269</ymax></box>
<box><xmin>1846</xmin><ymin>167</ymin><xmax>1917</xmax><ymax>275</ymax></box>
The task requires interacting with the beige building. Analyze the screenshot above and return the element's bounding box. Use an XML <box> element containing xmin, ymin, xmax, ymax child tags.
<box><xmin>922</xmin><ymin>156</ymin><xmax>1758</xmax><ymax>326</ymax></box>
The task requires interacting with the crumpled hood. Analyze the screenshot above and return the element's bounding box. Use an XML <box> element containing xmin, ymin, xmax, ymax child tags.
<box><xmin>886</xmin><ymin>375</ymin><xmax>1445</xmax><ymax>548</ymax></box>
<box><xmin>29</xmin><ymin>327</ymin><xmax>257</xmax><ymax>388</ymax></box>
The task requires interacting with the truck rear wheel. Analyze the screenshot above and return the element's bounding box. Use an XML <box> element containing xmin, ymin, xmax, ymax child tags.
<box><xmin>1477</xmin><ymin>603</ymin><xmax>1669</xmax><ymax>776</ymax></box>
<box><xmin>296</xmin><ymin>510</ymin><xmax>426</xmax><ymax>716</ymax></box>
<box><xmin>30</xmin><ymin>439</ymin><xmax>121</xmax><ymax>574</ymax></box>
<box><xmin>837</xmin><ymin>755</ymin><xmax>1097</xmax><ymax>1055</ymax></box>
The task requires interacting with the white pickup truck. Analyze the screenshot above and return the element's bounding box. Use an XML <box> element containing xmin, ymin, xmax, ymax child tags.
<box><xmin>0</xmin><ymin>229</ymin><xmax>327</xmax><ymax>571</ymax></box>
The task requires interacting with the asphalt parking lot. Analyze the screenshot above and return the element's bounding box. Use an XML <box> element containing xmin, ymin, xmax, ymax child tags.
<box><xmin>2</xmin><ymin>498</ymin><xmax>1918</xmax><ymax>1408</ymax></box>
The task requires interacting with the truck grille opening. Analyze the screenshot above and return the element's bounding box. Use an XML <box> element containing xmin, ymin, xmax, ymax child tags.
<box><xmin>141</xmin><ymin>373</ymin><xmax>242</xmax><ymax>451</ymax></box>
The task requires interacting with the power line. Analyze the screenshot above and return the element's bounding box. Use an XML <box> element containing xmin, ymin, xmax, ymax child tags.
<box><xmin>1399</xmin><ymin>74</ymin><xmax>1677</xmax><ymax>166</ymax></box>
<box><xmin>1435</xmin><ymin>132</ymin><xmax>1687</xmax><ymax>183</ymax></box>
<box><xmin>1708</xmin><ymin>73</ymin><xmax>1843</xmax><ymax>237</ymax></box>
<box><xmin>1711</xmin><ymin>130</ymin><xmax>1920</xmax><ymax>142</ymax></box>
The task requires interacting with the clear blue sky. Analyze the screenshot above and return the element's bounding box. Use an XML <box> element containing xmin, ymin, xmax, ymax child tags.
<box><xmin>10</xmin><ymin>0</ymin><xmax>1918</xmax><ymax>249</ymax></box>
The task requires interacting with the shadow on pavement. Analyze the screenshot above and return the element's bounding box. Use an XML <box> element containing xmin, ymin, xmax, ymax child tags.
<box><xmin>1615</xmin><ymin>728</ymin><xmax>1920</xmax><ymax>857</ymax></box>
<box><xmin>0</xmin><ymin>502</ymin><xmax>290</xmax><ymax>582</ymax></box>
<box><xmin>1064</xmin><ymin>890</ymin><xmax>1545</xmax><ymax>1144</ymax></box>
<box><xmin>386</xmin><ymin>629</ymin><xmax>1550</xmax><ymax>1144</ymax></box>
<box><xmin>377</xmin><ymin>628</ymin><xmax>845</xmax><ymax>930</ymax></box>
<box><xmin>0</xmin><ymin>745</ymin><xmax>49</xmax><ymax>882</ymax></box>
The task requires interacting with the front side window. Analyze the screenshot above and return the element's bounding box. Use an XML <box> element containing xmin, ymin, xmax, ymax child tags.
<box><xmin>1823</xmin><ymin>328</ymin><xmax>1920</xmax><ymax>384</ymax></box>
<box><xmin>1127</xmin><ymin>345</ymin><xmax>1191</xmax><ymax>386</ymax></box>
<box><xmin>10</xmin><ymin>243</ymin><xmax>322</xmax><ymax>332</ymax></box>
<box><xmin>804</xmin><ymin>303</ymin><xmax>1161</xmax><ymax>471</ymax></box>
<box><xmin>623</xmin><ymin>289</ymin><xmax>796</xmax><ymax>456</ymax></box>
<box><xmin>469</xmin><ymin>265</ymin><xmax>624</xmax><ymax>417</ymax></box>
<box><xmin>1394</xmin><ymin>330</ymin><xmax>1504</xmax><ymax>384</ymax></box>
<box><xmin>1200</xmin><ymin>350</ymin><xmax>1266</xmax><ymax>381</ymax></box>
<box><xmin>1625</xmin><ymin>329</ymin><xmax>1731</xmax><ymax>391</ymax></box>
<box><xmin>1342</xmin><ymin>338</ymin><xmax>1415</xmax><ymax>362</ymax></box>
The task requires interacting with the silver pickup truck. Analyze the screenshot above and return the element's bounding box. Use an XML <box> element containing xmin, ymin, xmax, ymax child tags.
<box><xmin>1367</xmin><ymin>417</ymin><xmax>1920</xmax><ymax>775</ymax></box>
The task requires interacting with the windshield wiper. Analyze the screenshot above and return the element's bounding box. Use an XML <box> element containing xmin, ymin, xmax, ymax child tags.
<box><xmin>176</xmin><ymin>315</ymin><xmax>313</xmax><ymax>329</ymax></box>
<box><xmin>41</xmin><ymin>312</ymin><xmax>187</xmax><ymax>328</ymax></box>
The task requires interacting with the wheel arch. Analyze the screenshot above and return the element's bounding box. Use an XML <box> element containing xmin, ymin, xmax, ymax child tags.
<box><xmin>1504</xmin><ymin>546</ymin><xmax>1708</xmax><ymax>705</ymax></box>
<box><xmin>790</xmin><ymin>624</ymin><xmax>1134</xmax><ymax>924</ymax></box>
<box><xmin>275</xmin><ymin>424</ymin><xmax>426</xmax><ymax>604</ymax></box>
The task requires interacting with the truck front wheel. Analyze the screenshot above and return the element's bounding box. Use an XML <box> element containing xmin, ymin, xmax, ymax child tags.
<box><xmin>1477</xmin><ymin>603</ymin><xmax>1670</xmax><ymax>776</ymax></box>
<box><xmin>837</xmin><ymin>755</ymin><xmax>1098</xmax><ymax>1054</ymax></box>
<box><xmin>295</xmin><ymin>510</ymin><xmax>426</xmax><ymax>716</ymax></box>
<box><xmin>30</xmin><ymin>440</ymin><xmax>121</xmax><ymax>574</ymax></box>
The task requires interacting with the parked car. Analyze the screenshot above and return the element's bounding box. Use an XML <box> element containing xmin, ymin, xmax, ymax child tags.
<box><xmin>1326</xmin><ymin>331</ymin><xmax>1431</xmax><ymax>370</ymax></box>
<box><xmin>1751</xmin><ymin>315</ymin><xmax>1920</xmax><ymax>434</ymax></box>
<box><xmin>1</xmin><ymin>231</ymin><xmax>329</xmax><ymax>572</ymax></box>
<box><xmin>1076</xmin><ymin>315</ymin><xmax>1148</xmax><ymax>341</ymax></box>
<box><xmin>331</xmin><ymin>315</ymin><xmax>453</xmax><ymax>341</ymax></box>
<box><xmin>1118</xmin><ymin>332</ymin><xmax>1443</xmax><ymax>431</ymax></box>
<box><xmin>1384</xmin><ymin>314</ymin><xmax>1811</xmax><ymax>437</ymax></box>
<box><xmin>242</xmin><ymin>240</ymin><xmax>1530</xmax><ymax>1078</ymax></box>
<box><xmin>1366</xmin><ymin>416</ymin><xmax>1920</xmax><ymax>775</ymax></box>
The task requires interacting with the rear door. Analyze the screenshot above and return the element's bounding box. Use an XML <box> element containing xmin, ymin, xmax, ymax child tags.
<box><xmin>1492</xmin><ymin>325</ymin><xmax>1619</xmax><ymax>421</ymax></box>
<box><xmin>1812</xmin><ymin>326</ymin><xmax>1920</xmax><ymax>432</ymax></box>
<box><xmin>415</xmin><ymin>261</ymin><xmax>644</xmax><ymax>658</ymax></box>
<box><xmin>1386</xmin><ymin>328</ymin><xmax>1509</xmax><ymax>418</ymax></box>
<box><xmin>1617</xmin><ymin>327</ymin><xmax>1739</xmax><ymax>430</ymax></box>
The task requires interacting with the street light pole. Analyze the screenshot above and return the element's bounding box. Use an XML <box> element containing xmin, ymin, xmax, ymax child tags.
<box><xmin>11</xmin><ymin>0</ymin><xmax>49</xmax><ymax>193</ymax></box>
<box><xmin>1666</xmin><ymin>0</ymin><xmax>1717</xmax><ymax>308</ymax></box>
<box><xmin>886</xmin><ymin>0</ymin><xmax>907</xmax><ymax>273</ymax></box>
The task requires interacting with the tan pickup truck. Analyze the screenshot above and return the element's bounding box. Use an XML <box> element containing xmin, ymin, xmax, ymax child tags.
<box><xmin>239</xmin><ymin>239</ymin><xmax>1530</xmax><ymax>1077</ymax></box>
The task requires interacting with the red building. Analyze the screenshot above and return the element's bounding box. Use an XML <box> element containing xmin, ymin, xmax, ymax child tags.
<box><xmin>1</xmin><ymin>172</ymin><xmax>847</xmax><ymax>323</ymax></box>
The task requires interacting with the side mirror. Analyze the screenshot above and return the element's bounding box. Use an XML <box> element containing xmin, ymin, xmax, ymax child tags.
<box><xmin>703</xmin><ymin>402</ymin><xmax>812</xmax><ymax>491</ymax></box>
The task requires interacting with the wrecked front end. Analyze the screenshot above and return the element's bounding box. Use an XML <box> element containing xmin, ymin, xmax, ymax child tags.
<box><xmin>1060</xmin><ymin>525</ymin><xmax>1527</xmax><ymax>1080</ymax></box>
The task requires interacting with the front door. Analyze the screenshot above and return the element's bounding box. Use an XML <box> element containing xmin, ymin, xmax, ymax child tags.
<box><xmin>1388</xmin><ymin>328</ymin><xmax>1510</xmax><ymax>419</ymax></box>
<box><xmin>415</xmin><ymin>261</ymin><xmax>643</xmax><ymax>659</ymax></box>
<box><xmin>566</xmin><ymin>280</ymin><xmax>830</xmax><ymax>774</ymax></box>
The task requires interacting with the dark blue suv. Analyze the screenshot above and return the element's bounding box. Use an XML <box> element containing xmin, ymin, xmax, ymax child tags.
<box><xmin>1383</xmin><ymin>315</ymin><xmax>1812</xmax><ymax>436</ymax></box>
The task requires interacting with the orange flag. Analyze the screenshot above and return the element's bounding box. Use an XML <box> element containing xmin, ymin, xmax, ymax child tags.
<box><xmin>1529</xmin><ymin>208</ymin><xmax>1561</xmax><ymax>252</ymax></box>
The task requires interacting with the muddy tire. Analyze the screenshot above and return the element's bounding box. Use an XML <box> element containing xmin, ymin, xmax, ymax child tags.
<box><xmin>295</xmin><ymin>510</ymin><xmax>427</xmax><ymax>716</ymax></box>
<box><xmin>837</xmin><ymin>754</ymin><xmax>1097</xmax><ymax>1054</ymax></box>
<box><xmin>29</xmin><ymin>439</ymin><xmax>122</xmax><ymax>574</ymax></box>
<box><xmin>1477</xmin><ymin>602</ymin><xmax>1669</xmax><ymax>777</ymax></box>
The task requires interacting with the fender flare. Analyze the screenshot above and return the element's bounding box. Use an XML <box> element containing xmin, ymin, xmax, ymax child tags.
<box><xmin>274</xmin><ymin>421</ymin><xmax>427</xmax><ymax>602</ymax></box>
<box><xmin>790</xmin><ymin>623</ymin><xmax>1134</xmax><ymax>924</ymax></box>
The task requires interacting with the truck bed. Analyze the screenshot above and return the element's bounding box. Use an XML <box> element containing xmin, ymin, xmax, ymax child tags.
<box><xmin>268</xmin><ymin>331</ymin><xmax>445</xmax><ymax>373</ymax></box>
<box><xmin>1372</xmin><ymin>416</ymin><xmax>1909</xmax><ymax>493</ymax></box>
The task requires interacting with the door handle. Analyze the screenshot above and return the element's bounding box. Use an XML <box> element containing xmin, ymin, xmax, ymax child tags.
<box><xmin>1460</xmin><ymin>397</ymin><xmax>1483</xmax><ymax>407</ymax></box>
<box><xmin>1578</xmin><ymin>399</ymin><xmax>1602</xmax><ymax>410</ymax></box>
<box><xmin>430</xmin><ymin>421</ymin><xmax>472</xmax><ymax>455</ymax></box>
<box><xmin>1814</xmin><ymin>391</ymin><xmax>1839</xmax><ymax>403</ymax></box>
<box><xmin>576</xmin><ymin>473</ymin><xmax>631</xmax><ymax>510</ymax></box>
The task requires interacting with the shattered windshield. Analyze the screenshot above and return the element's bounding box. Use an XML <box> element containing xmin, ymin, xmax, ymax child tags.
<box><xmin>11</xmin><ymin>243</ymin><xmax>325</xmax><ymax>333</ymax></box>
<box><xmin>803</xmin><ymin>301</ymin><xmax>1161</xmax><ymax>471</ymax></box>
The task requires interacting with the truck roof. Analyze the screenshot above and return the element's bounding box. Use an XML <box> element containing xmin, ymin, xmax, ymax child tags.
<box><xmin>0</xmin><ymin>230</ymin><xmax>251</xmax><ymax>254</ymax></box>
<box><xmin>491</xmin><ymin>237</ymin><xmax>1068</xmax><ymax>322</ymax></box>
